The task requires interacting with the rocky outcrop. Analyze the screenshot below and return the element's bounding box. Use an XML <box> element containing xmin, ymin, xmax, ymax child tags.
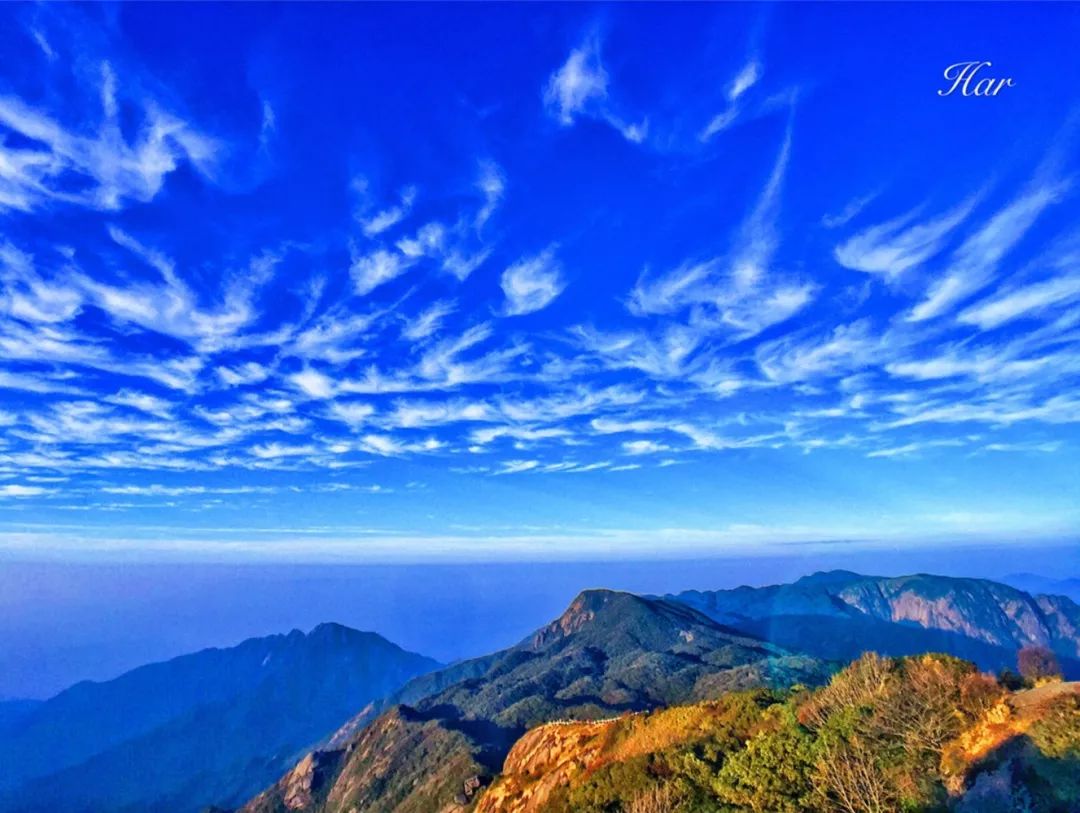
<box><xmin>476</xmin><ymin>719</ymin><xmax>620</xmax><ymax>813</ymax></box>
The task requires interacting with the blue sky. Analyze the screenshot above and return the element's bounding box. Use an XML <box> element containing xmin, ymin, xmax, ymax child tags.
<box><xmin>0</xmin><ymin>3</ymin><xmax>1078</xmax><ymax>562</ymax></box>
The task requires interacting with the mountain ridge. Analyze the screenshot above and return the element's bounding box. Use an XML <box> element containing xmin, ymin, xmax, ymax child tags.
<box><xmin>0</xmin><ymin>622</ymin><xmax>440</xmax><ymax>813</ymax></box>
<box><xmin>667</xmin><ymin>570</ymin><xmax>1080</xmax><ymax>675</ymax></box>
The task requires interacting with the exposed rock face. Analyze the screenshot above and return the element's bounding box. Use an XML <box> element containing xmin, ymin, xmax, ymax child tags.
<box><xmin>1036</xmin><ymin>595</ymin><xmax>1080</xmax><ymax>657</ymax></box>
<box><xmin>531</xmin><ymin>592</ymin><xmax>603</xmax><ymax>647</ymax></box>
<box><xmin>835</xmin><ymin>575</ymin><xmax>1067</xmax><ymax>652</ymax></box>
<box><xmin>281</xmin><ymin>751</ymin><xmax>345</xmax><ymax>811</ymax></box>
<box><xmin>475</xmin><ymin>719</ymin><xmax>620</xmax><ymax>813</ymax></box>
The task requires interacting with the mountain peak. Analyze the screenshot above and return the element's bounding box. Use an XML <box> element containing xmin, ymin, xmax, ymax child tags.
<box><xmin>526</xmin><ymin>588</ymin><xmax>768</xmax><ymax>656</ymax></box>
<box><xmin>538</xmin><ymin>589</ymin><xmax>629</xmax><ymax>643</ymax></box>
<box><xmin>307</xmin><ymin>622</ymin><xmax>359</xmax><ymax>640</ymax></box>
<box><xmin>795</xmin><ymin>570</ymin><xmax>867</xmax><ymax>587</ymax></box>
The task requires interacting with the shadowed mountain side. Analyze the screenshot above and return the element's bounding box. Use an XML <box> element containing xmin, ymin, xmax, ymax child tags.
<box><xmin>0</xmin><ymin>700</ymin><xmax>41</xmax><ymax>736</ymax></box>
<box><xmin>668</xmin><ymin>571</ymin><xmax>1080</xmax><ymax>675</ymax></box>
<box><xmin>0</xmin><ymin>624</ymin><xmax>439</xmax><ymax>813</ymax></box>
<box><xmin>240</xmin><ymin>590</ymin><xmax>830</xmax><ymax>813</ymax></box>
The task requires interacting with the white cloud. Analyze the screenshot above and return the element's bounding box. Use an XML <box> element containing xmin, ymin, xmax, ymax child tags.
<box><xmin>909</xmin><ymin>179</ymin><xmax>1069</xmax><ymax>321</ymax></box>
<box><xmin>757</xmin><ymin>321</ymin><xmax>880</xmax><ymax>383</ymax></box>
<box><xmin>357</xmin><ymin>433</ymin><xmax>442</xmax><ymax>457</ymax></box>
<box><xmin>699</xmin><ymin>108</ymin><xmax>740</xmax><ymax>142</ymax></box>
<box><xmin>610</xmin><ymin>117</ymin><xmax>648</xmax><ymax>144</ymax></box>
<box><xmin>288</xmin><ymin>308</ymin><xmax>381</xmax><ymax>364</ymax></box>
<box><xmin>470</xmin><ymin>425</ymin><xmax>570</xmax><ymax>445</ymax></box>
<box><xmin>360</xmin><ymin>187</ymin><xmax>416</xmax><ymax>237</ymax></box>
<box><xmin>328</xmin><ymin>401</ymin><xmax>376</xmax><ymax>429</ymax></box>
<box><xmin>622</xmin><ymin>439</ymin><xmax>671</xmax><ymax>455</ymax></box>
<box><xmin>834</xmin><ymin>196</ymin><xmax>976</xmax><ymax>279</ymax></box>
<box><xmin>79</xmin><ymin>229</ymin><xmax>276</xmax><ymax>353</ymax></box>
<box><xmin>396</xmin><ymin>222</ymin><xmax>446</xmax><ymax>259</ymax></box>
<box><xmin>442</xmin><ymin>249</ymin><xmax>491</xmax><ymax>282</ymax></box>
<box><xmin>475</xmin><ymin>161</ymin><xmax>505</xmax><ymax>230</ymax></box>
<box><xmin>543</xmin><ymin>38</ymin><xmax>646</xmax><ymax>145</ymax></box>
<box><xmin>628</xmin><ymin>260</ymin><xmax>716</xmax><ymax>316</ymax></box>
<box><xmin>821</xmin><ymin>192</ymin><xmax>880</xmax><ymax>229</ymax></box>
<box><xmin>501</xmin><ymin>248</ymin><xmax>566</xmax><ymax>316</ymax></box>
<box><xmin>980</xmin><ymin>441</ymin><xmax>1062</xmax><ymax>454</ymax></box>
<box><xmin>289</xmin><ymin>368</ymin><xmax>335</xmax><ymax>399</ymax></box>
<box><xmin>728</xmin><ymin>60</ymin><xmax>761</xmax><ymax>102</ymax></box>
<box><xmin>0</xmin><ymin>242</ymin><xmax>83</xmax><ymax>323</ymax></box>
<box><xmin>402</xmin><ymin>300</ymin><xmax>455</xmax><ymax>342</ymax></box>
<box><xmin>698</xmin><ymin>58</ymin><xmax>763</xmax><ymax>142</ymax></box>
<box><xmin>351</xmin><ymin>248</ymin><xmax>413</xmax><ymax>296</ymax></box>
<box><xmin>0</xmin><ymin>62</ymin><xmax>218</xmax><ymax>213</ymax></box>
<box><xmin>385</xmin><ymin>400</ymin><xmax>492</xmax><ymax>429</ymax></box>
<box><xmin>31</xmin><ymin>30</ymin><xmax>56</xmax><ymax>62</ymax></box>
<box><xmin>249</xmin><ymin>442</ymin><xmax>317</xmax><ymax>459</ymax></box>
<box><xmin>0</xmin><ymin>369</ymin><xmax>86</xmax><ymax>395</ymax></box>
<box><xmin>100</xmin><ymin>484</ymin><xmax>275</xmax><ymax>497</ymax></box>
<box><xmin>217</xmin><ymin>362</ymin><xmax>271</xmax><ymax>387</ymax></box>
<box><xmin>0</xmin><ymin>484</ymin><xmax>48</xmax><ymax>498</ymax></box>
<box><xmin>495</xmin><ymin>459</ymin><xmax>541</xmax><ymax>475</ymax></box>
<box><xmin>544</xmin><ymin>39</ymin><xmax>608</xmax><ymax>126</ymax></box>
<box><xmin>625</xmin><ymin>128</ymin><xmax>813</xmax><ymax>340</ymax></box>
<box><xmin>574</xmin><ymin>323</ymin><xmax>706</xmax><ymax>380</ymax></box>
<box><xmin>866</xmin><ymin>439</ymin><xmax>965</xmax><ymax>458</ymax></box>
<box><xmin>590</xmin><ymin>417</ymin><xmax>668</xmax><ymax>435</ymax></box>
<box><xmin>959</xmin><ymin>274</ymin><xmax>1080</xmax><ymax>330</ymax></box>
<box><xmin>105</xmin><ymin>390</ymin><xmax>174</xmax><ymax>418</ymax></box>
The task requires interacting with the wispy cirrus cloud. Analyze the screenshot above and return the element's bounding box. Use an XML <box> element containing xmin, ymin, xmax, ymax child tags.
<box><xmin>0</xmin><ymin>62</ymin><xmax>217</xmax><ymax>213</ymax></box>
<box><xmin>908</xmin><ymin>178</ymin><xmax>1069</xmax><ymax>322</ymax></box>
<box><xmin>833</xmin><ymin>196</ymin><xmax>977</xmax><ymax>279</ymax></box>
<box><xmin>700</xmin><ymin>58</ymin><xmax>762</xmax><ymax>142</ymax></box>
<box><xmin>544</xmin><ymin>36</ymin><xmax>647</xmax><ymax>144</ymax></box>
<box><xmin>544</xmin><ymin>37</ymin><xmax>608</xmax><ymax>126</ymax></box>
<box><xmin>959</xmin><ymin>273</ymin><xmax>1080</xmax><ymax>330</ymax></box>
<box><xmin>626</xmin><ymin>124</ymin><xmax>814</xmax><ymax>342</ymax></box>
<box><xmin>359</xmin><ymin>185</ymin><xmax>416</xmax><ymax>237</ymax></box>
<box><xmin>402</xmin><ymin>299</ymin><xmax>456</xmax><ymax>342</ymax></box>
<box><xmin>350</xmin><ymin>247</ymin><xmax>414</xmax><ymax>297</ymax></box>
<box><xmin>501</xmin><ymin>248</ymin><xmax>566</xmax><ymax>316</ymax></box>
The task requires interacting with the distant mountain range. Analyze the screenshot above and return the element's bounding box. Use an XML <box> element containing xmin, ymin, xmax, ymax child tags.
<box><xmin>0</xmin><ymin>623</ymin><xmax>438</xmax><ymax>813</ymax></box>
<box><xmin>667</xmin><ymin>570</ymin><xmax>1080</xmax><ymax>677</ymax></box>
<box><xmin>1003</xmin><ymin>572</ymin><xmax>1080</xmax><ymax>603</ymax></box>
<box><xmin>3</xmin><ymin>570</ymin><xmax>1080</xmax><ymax>813</ymax></box>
